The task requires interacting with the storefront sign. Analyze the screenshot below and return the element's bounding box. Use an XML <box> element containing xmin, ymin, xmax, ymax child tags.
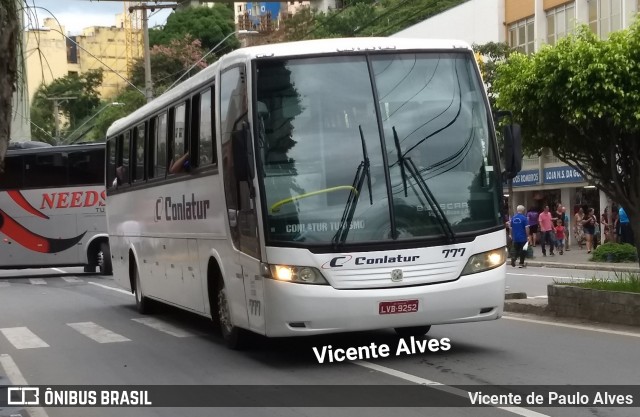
<box><xmin>510</xmin><ymin>169</ymin><xmax>539</xmax><ymax>187</ymax></box>
<box><xmin>543</xmin><ymin>166</ymin><xmax>584</xmax><ymax>184</ymax></box>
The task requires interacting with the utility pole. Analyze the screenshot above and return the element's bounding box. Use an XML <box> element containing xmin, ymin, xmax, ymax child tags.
<box><xmin>127</xmin><ymin>3</ymin><xmax>179</xmax><ymax>103</ymax></box>
<box><xmin>46</xmin><ymin>96</ymin><xmax>77</xmax><ymax>144</ymax></box>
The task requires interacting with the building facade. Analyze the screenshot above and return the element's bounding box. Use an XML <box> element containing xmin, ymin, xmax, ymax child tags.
<box><xmin>393</xmin><ymin>0</ymin><xmax>640</xmax><ymax>246</ymax></box>
<box><xmin>25</xmin><ymin>16</ymin><xmax>142</xmax><ymax>101</ymax></box>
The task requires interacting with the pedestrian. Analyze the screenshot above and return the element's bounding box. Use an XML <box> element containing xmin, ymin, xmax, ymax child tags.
<box><xmin>510</xmin><ymin>205</ymin><xmax>529</xmax><ymax>268</ymax></box>
<box><xmin>554</xmin><ymin>219</ymin><xmax>565</xmax><ymax>255</ymax></box>
<box><xmin>526</xmin><ymin>206</ymin><xmax>539</xmax><ymax>247</ymax></box>
<box><xmin>601</xmin><ymin>207</ymin><xmax>610</xmax><ymax>244</ymax></box>
<box><xmin>619</xmin><ymin>206</ymin><xmax>635</xmax><ymax>245</ymax></box>
<box><xmin>538</xmin><ymin>204</ymin><xmax>555</xmax><ymax>256</ymax></box>
<box><xmin>562</xmin><ymin>206</ymin><xmax>571</xmax><ymax>251</ymax></box>
<box><xmin>583</xmin><ymin>208</ymin><xmax>597</xmax><ymax>253</ymax></box>
<box><xmin>574</xmin><ymin>207</ymin><xmax>585</xmax><ymax>249</ymax></box>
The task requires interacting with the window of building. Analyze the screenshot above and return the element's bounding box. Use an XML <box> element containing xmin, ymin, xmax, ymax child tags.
<box><xmin>589</xmin><ymin>0</ymin><xmax>623</xmax><ymax>38</ymax></box>
<box><xmin>547</xmin><ymin>3</ymin><xmax>576</xmax><ymax>45</ymax></box>
<box><xmin>508</xmin><ymin>17</ymin><xmax>535</xmax><ymax>54</ymax></box>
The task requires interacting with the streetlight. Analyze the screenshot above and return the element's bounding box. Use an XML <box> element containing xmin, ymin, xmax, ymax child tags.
<box><xmin>64</xmin><ymin>102</ymin><xmax>125</xmax><ymax>144</ymax></box>
<box><xmin>165</xmin><ymin>30</ymin><xmax>259</xmax><ymax>93</ymax></box>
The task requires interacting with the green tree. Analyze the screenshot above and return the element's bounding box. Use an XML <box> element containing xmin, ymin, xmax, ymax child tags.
<box><xmin>90</xmin><ymin>89</ymin><xmax>146</xmax><ymax>142</ymax></box>
<box><xmin>149</xmin><ymin>4</ymin><xmax>237</xmax><ymax>52</ymax></box>
<box><xmin>130</xmin><ymin>36</ymin><xmax>206</xmax><ymax>96</ymax></box>
<box><xmin>472</xmin><ymin>42</ymin><xmax>512</xmax><ymax>110</ymax></box>
<box><xmin>495</xmin><ymin>25</ymin><xmax>640</xmax><ymax>262</ymax></box>
<box><xmin>0</xmin><ymin>0</ymin><xmax>20</xmax><ymax>172</ymax></box>
<box><xmin>30</xmin><ymin>69</ymin><xmax>104</xmax><ymax>144</ymax></box>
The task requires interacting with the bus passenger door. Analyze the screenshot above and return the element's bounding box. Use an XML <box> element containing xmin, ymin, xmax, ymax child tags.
<box><xmin>220</xmin><ymin>64</ymin><xmax>265</xmax><ymax>335</ymax></box>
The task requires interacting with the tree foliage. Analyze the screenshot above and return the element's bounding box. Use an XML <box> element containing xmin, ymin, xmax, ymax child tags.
<box><xmin>0</xmin><ymin>0</ymin><xmax>20</xmax><ymax>173</ymax></box>
<box><xmin>472</xmin><ymin>42</ymin><xmax>512</xmax><ymax>110</ymax></box>
<box><xmin>30</xmin><ymin>69</ymin><xmax>103</xmax><ymax>144</ymax></box>
<box><xmin>130</xmin><ymin>36</ymin><xmax>206</xmax><ymax>96</ymax></box>
<box><xmin>90</xmin><ymin>89</ymin><xmax>146</xmax><ymax>142</ymax></box>
<box><xmin>149</xmin><ymin>4</ymin><xmax>237</xmax><ymax>52</ymax></box>
<box><xmin>495</xmin><ymin>25</ymin><xmax>640</xmax><ymax>259</ymax></box>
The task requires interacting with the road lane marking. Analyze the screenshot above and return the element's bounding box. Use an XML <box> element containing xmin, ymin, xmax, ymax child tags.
<box><xmin>0</xmin><ymin>280</ymin><xmax>9</xmax><ymax>288</ymax></box>
<box><xmin>0</xmin><ymin>327</ymin><xmax>50</xmax><ymax>349</ymax></box>
<box><xmin>132</xmin><ymin>317</ymin><xmax>196</xmax><ymax>338</ymax></box>
<box><xmin>67</xmin><ymin>322</ymin><xmax>130</xmax><ymax>343</ymax></box>
<box><xmin>61</xmin><ymin>276</ymin><xmax>84</xmax><ymax>283</ymax></box>
<box><xmin>29</xmin><ymin>278</ymin><xmax>47</xmax><ymax>285</ymax></box>
<box><xmin>88</xmin><ymin>281</ymin><xmax>134</xmax><ymax>296</ymax></box>
<box><xmin>0</xmin><ymin>354</ymin><xmax>50</xmax><ymax>417</ymax></box>
<box><xmin>503</xmin><ymin>315</ymin><xmax>640</xmax><ymax>338</ymax></box>
<box><xmin>50</xmin><ymin>267</ymin><xmax>66</xmax><ymax>273</ymax></box>
<box><xmin>354</xmin><ymin>361</ymin><xmax>550</xmax><ymax>417</ymax></box>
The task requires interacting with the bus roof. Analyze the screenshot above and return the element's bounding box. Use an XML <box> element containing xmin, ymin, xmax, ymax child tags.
<box><xmin>107</xmin><ymin>37</ymin><xmax>471</xmax><ymax>137</ymax></box>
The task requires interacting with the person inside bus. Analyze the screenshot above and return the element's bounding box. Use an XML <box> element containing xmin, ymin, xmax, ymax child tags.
<box><xmin>169</xmin><ymin>151</ymin><xmax>190</xmax><ymax>174</ymax></box>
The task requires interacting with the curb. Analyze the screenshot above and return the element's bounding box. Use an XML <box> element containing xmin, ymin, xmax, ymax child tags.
<box><xmin>524</xmin><ymin>260</ymin><xmax>640</xmax><ymax>273</ymax></box>
<box><xmin>504</xmin><ymin>299</ymin><xmax>549</xmax><ymax>315</ymax></box>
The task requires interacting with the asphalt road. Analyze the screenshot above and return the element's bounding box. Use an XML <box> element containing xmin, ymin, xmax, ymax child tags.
<box><xmin>1</xmin><ymin>267</ymin><xmax>639</xmax><ymax>417</ymax></box>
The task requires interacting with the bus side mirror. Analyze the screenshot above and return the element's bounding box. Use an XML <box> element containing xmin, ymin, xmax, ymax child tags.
<box><xmin>502</xmin><ymin>123</ymin><xmax>522</xmax><ymax>180</ymax></box>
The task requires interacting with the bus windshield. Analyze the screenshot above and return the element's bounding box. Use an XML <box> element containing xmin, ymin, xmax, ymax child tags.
<box><xmin>256</xmin><ymin>52</ymin><xmax>501</xmax><ymax>247</ymax></box>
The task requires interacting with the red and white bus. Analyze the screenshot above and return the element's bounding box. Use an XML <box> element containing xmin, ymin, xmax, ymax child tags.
<box><xmin>0</xmin><ymin>142</ymin><xmax>112</xmax><ymax>274</ymax></box>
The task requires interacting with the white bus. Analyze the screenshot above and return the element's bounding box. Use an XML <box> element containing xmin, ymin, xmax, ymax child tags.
<box><xmin>105</xmin><ymin>37</ymin><xmax>521</xmax><ymax>348</ymax></box>
<box><xmin>0</xmin><ymin>142</ymin><xmax>112</xmax><ymax>274</ymax></box>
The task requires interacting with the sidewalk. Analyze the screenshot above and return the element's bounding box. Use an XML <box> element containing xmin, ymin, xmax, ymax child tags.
<box><xmin>520</xmin><ymin>243</ymin><xmax>640</xmax><ymax>273</ymax></box>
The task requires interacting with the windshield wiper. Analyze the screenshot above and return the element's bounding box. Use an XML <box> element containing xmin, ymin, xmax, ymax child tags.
<box><xmin>332</xmin><ymin>125</ymin><xmax>373</xmax><ymax>248</ymax></box>
<box><xmin>392</xmin><ymin>126</ymin><xmax>455</xmax><ymax>244</ymax></box>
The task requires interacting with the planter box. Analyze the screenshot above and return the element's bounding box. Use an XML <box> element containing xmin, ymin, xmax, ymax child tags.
<box><xmin>547</xmin><ymin>285</ymin><xmax>640</xmax><ymax>326</ymax></box>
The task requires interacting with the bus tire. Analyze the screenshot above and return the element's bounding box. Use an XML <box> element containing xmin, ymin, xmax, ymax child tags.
<box><xmin>217</xmin><ymin>281</ymin><xmax>248</xmax><ymax>350</ymax></box>
<box><xmin>134</xmin><ymin>263</ymin><xmax>150</xmax><ymax>314</ymax></box>
<box><xmin>394</xmin><ymin>325</ymin><xmax>431</xmax><ymax>338</ymax></box>
<box><xmin>98</xmin><ymin>242</ymin><xmax>113</xmax><ymax>275</ymax></box>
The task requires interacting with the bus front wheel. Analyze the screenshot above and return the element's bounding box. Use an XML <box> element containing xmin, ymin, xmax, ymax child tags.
<box><xmin>217</xmin><ymin>282</ymin><xmax>248</xmax><ymax>350</ymax></box>
<box><xmin>98</xmin><ymin>242</ymin><xmax>113</xmax><ymax>275</ymax></box>
<box><xmin>394</xmin><ymin>326</ymin><xmax>431</xmax><ymax>338</ymax></box>
<box><xmin>134</xmin><ymin>264</ymin><xmax>150</xmax><ymax>314</ymax></box>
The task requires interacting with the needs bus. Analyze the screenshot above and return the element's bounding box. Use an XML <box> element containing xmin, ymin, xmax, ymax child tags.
<box><xmin>0</xmin><ymin>142</ymin><xmax>112</xmax><ymax>274</ymax></box>
<box><xmin>105</xmin><ymin>37</ymin><xmax>521</xmax><ymax>348</ymax></box>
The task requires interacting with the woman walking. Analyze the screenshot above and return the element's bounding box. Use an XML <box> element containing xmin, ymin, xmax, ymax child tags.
<box><xmin>583</xmin><ymin>208</ymin><xmax>597</xmax><ymax>253</ymax></box>
<box><xmin>526</xmin><ymin>207</ymin><xmax>539</xmax><ymax>247</ymax></box>
<box><xmin>574</xmin><ymin>207</ymin><xmax>585</xmax><ymax>249</ymax></box>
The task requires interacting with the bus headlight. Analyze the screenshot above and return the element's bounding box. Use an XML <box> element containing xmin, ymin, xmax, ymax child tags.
<box><xmin>461</xmin><ymin>247</ymin><xmax>507</xmax><ymax>276</ymax></box>
<box><xmin>268</xmin><ymin>265</ymin><xmax>328</xmax><ymax>285</ymax></box>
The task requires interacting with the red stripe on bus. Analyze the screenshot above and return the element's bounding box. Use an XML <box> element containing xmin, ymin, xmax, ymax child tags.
<box><xmin>0</xmin><ymin>209</ymin><xmax>50</xmax><ymax>252</ymax></box>
<box><xmin>7</xmin><ymin>190</ymin><xmax>49</xmax><ymax>219</ymax></box>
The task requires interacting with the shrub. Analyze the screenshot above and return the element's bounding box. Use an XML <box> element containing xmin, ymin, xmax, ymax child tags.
<box><xmin>591</xmin><ymin>242</ymin><xmax>638</xmax><ymax>263</ymax></box>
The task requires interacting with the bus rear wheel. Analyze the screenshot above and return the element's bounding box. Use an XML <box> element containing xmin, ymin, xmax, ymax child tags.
<box><xmin>217</xmin><ymin>282</ymin><xmax>248</xmax><ymax>350</ymax></box>
<box><xmin>394</xmin><ymin>326</ymin><xmax>431</xmax><ymax>338</ymax></box>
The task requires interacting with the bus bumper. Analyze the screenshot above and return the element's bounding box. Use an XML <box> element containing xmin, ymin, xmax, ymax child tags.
<box><xmin>263</xmin><ymin>264</ymin><xmax>506</xmax><ymax>337</ymax></box>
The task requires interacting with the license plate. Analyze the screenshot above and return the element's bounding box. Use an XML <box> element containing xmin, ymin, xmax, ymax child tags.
<box><xmin>379</xmin><ymin>300</ymin><xmax>419</xmax><ymax>315</ymax></box>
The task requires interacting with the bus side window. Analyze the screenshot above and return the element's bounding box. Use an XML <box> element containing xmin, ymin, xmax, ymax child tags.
<box><xmin>169</xmin><ymin>102</ymin><xmax>189</xmax><ymax>174</ymax></box>
<box><xmin>155</xmin><ymin>112</ymin><xmax>168</xmax><ymax>178</ymax></box>
<box><xmin>117</xmin><ymin>131</ymin><xmax>131</xmax><ymax>185</ymax></box>
<box><xmin>1</xmin><ymin>154</ymin><xmax>24</xmax><ymax>190</ymax></box>
<box><xmin>107</xmin><ymin>138</ymin><xmax>116</xmax><ymax>188</ymax></box>
<box><xmin>199</xmin><ymin>87</ymin><xmax>215</xmax><ymax>166</ymax></box>
<box><xmin>133</xmin><ymin>122</ymin><xmax>146</xmax><ymax>182</ymax></box>
<box><xmin>69</xmin><ymin>148</ymin><xmax>103</xmax><ymax>186</ymax></box>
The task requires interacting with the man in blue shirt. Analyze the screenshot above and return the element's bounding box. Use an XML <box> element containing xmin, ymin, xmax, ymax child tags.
<box><xmin>510</xmin><ymin>205</ymin><xmax>530</xmax><ymax>268</ymax></box>
<box><xmin>619</xmin><ymin>207</ymin><xmax>634</xmax><ymax>245</ymax></box>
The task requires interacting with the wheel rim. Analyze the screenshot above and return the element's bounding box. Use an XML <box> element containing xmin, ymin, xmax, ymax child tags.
<box><xmin>97</xmin><ymin>250</ymin><xmax>104</xmax><ymax>271</ymax></box>
<box><xmin>218</xmin><ymin>287</ymin><xmax>232</xmax><ymax>333</ymax></box>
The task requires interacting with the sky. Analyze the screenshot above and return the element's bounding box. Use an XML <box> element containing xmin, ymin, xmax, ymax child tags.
<box><xmin>25</xmin><ymin>0</ymin><xmax>173</xmax><ymax>35</ymax></box>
